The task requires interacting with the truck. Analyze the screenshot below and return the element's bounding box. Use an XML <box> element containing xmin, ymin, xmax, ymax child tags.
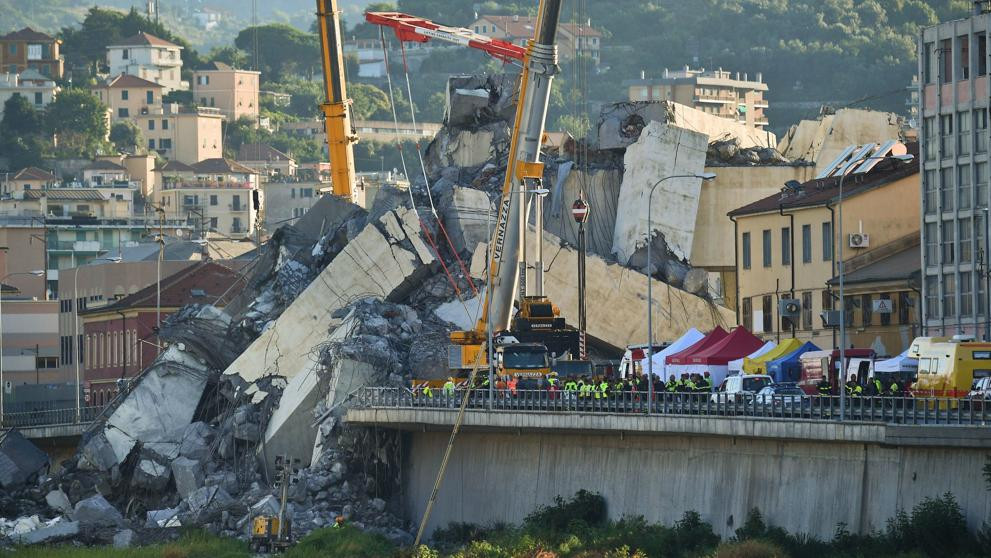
<box><xmin>617</xmin><ymin>343</ymin><xmax>670</xmax><ymax>379</ymax></box>
<box><xmin>797</xmin><ymin>349</ymin><xmax>876</xmax><ymax>395</ymax></box>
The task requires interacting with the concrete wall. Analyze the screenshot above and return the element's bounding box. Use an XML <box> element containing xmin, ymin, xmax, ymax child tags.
<box><xmin>777</xmin><ymin>109</ymin><xmax>903</xmax><ymax>170</ymax></box>
<box><xmin>543</xmin><ymin>164</ymin><xmax>621</xmax><ymax>259</ymax></box>
<box><xmin>262</xmin><ymin>183</ymin><xmax>324</xmax><ymax>230</ymax></box>
<box><xmin>399</xmin><ymin>425</ymin><xmax>991</xmax><ymax>540</ymax></box>
<box><xmin>691</xmin><ymin>165</ymin><xmax>815</xmax><ymax>269</ymax></box>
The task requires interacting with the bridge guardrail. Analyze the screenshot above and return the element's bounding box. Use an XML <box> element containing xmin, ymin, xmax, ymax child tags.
<box><xmin>1</xmin><ymin>405</ymin><xmax>107</xmax><ymax>429</ymax></box>
<box><xmin>353</xmin><ymin>387</ymin><xmax>991</xmax><ymax>426</ymax></box>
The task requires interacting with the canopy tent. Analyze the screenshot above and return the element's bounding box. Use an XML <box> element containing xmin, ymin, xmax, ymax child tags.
<box><xmin>765</xmin><ymin>341</ymin><xmax>821</xmax><ymax>383</ymax></box>
<box><xmin>728</xmin><ymin>341</ymin><xmax>776</xmax><ymax>373</ymax></box>
<box><xmin>667</xmin><ymin>327</ymin><xmax>764</xmax><ymax>386</ymax></box>
<box><xmin>647</xmin><ymin>328</ymin><xmax>706</xmax><ymax>379</ymax></box>
<box><xmin>663</xmin><ymin>327</ymin><xmax>728</xmax><ymax>367</ymax></box>
<box><xmin>872</xmin><ymin>350</ymin><xmax>918</xmax><ymax>374</ymax></box>
<box><xmin>743</xmin><ymin>338</ymin><xmax>803</xmax><ymax>374</ymax></box>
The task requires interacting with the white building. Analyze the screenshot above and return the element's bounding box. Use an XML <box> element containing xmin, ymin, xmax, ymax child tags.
<box><xmin>0</xmin><ymin>68</ymin><xmax>57</xmax><ymax>109</ymax></box>
<box><xmin>106</xmin><ymin>32</ymin><xmax>186</xmax><ymax>92</ymax></box>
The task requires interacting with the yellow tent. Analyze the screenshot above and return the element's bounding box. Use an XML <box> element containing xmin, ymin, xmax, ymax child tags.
<box><xmin>742</xmin><ymin>338</ymin><xmax>803</xmax><ymax>374</ymax></box>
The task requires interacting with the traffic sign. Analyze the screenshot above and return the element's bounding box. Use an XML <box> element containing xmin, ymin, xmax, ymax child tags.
<box><xmin>872</xmin><ymin>299</ymin><xmax>893</xmax><ymax>314</ymax></box>
<box><xmin>571</xmin><ymin>199</ymin><xmax>590</xmax><ymax>223</ymax></box>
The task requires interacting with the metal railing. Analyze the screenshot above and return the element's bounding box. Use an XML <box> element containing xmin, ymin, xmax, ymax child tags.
<box><xmin>353</xmin><ymin>388</ymin><xmax>991</xmax><ymax>426</ymax></box>
<box><xmin>1</xmin><ymin>405</ymin><xmax>107</xmax><ymax>429</ymax></box>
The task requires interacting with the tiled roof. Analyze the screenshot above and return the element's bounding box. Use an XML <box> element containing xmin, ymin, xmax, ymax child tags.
<box><xmin>827</xmin><ymin>244</ymin><xmax>921</xmax><ymax>286</ymax></box>
<box><xmin>12</xmin><ymin>167</ymin><xmax>56</xmax><ymax>181</ymax></box>
<box><xmin>728</xmin><ymin>144</ymin><xmax>920</xmax><ymax>218</ymax></box>
<box><xmin>81</xmin><ymin>261</ymin><xmax>241</xmax><ymax>315</ymax></box>
<box><xmin>110</xmin><ymin>32</ymin><xmax>181</xmax><ymax>49</ymax></box>
<box><xmin>478</xmin><ymin>15</ymin><xmax>538</xmax><ymax>38</ymax></box>
<box><xmin>82</xmin><ymin>159</ymin><xmax>126</xmax><ymax>171</ymax></box>
<box><xmin>237</xmin><ymin>143</ymin><xmax>292</xmax><ymax>162</ymax></box>
<box><xmin>103</xmin><ymin>73</ymin><xmax>164</xmax><ymax>89</ymax></box>
<box><xmin>23</xmin><ymin>189</ymin><xmax>105</xmax><ymax>201</ymax></box>
<box><xmin>560</xmin><ymin>22</ymin><xmax>602</xmax><ymax>37</ymax></box>
<box><xmin>200</xmin><ymin>61</ymin><xmax>233</xmax><ymax>71</ymax></box>
<box><xmin>0</xmin><ymin>28</ymin><xmax>55</xmax><ymax>42</ymax></box>
<box><xmin>156</xmin><ymin>160</ymin><xmax>195</xmax><ymax>173</ymax></box>
<box><xmin>191</xmin><ymin>158</ymin><xmax>258</xmax><ymax>175</ymax></box>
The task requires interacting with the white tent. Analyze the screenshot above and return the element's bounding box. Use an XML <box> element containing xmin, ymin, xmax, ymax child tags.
<box><xmin>727</xmin><ymin>341</ymin><xmax>776</xmax><ymax>374</ymax></box>
<box><xmin>872</xmin><ymin>350</ymin><xmax>918</xmax><ymax>374</ymax></box>
<box><xmin>647</xmin><ymin>328</ymin><xmax>705</xmax><ymax>380</ymax></box>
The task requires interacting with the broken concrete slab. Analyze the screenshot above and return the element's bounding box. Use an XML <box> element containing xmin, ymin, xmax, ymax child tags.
<box><xmin>185</xmin><ymin>485</ymin><xmax>234</xmax><ymax>515</ymax></box>
<box><xmin>527</xmin><ymin>228</ymin><xmax>735</xmax><ymax>351</ymax></box>
<box><xmin>73</xmin><ymin>494</ymin><xmax>123</xmax><ymax>526</ymax></box>
<box><xmin>425</xmin><ymin>125</ymin><xmax>510</xmax><ymax>178</ymax></box>
<box><xmin>102</xmin><ymin>345</ymin><xmax>213</xmax><ymax>468</ymax></box>
<box><xmin>113</xmin><ymin>528</ymin><xmax>136</xmax><ymax>548</ymax></box>
<box><xmin>132</xmin><ymin>459</ymin><xmax>170</xmax><ymax>492</ymax></box>
<box><xmin>0</xmin><ymin>429</ymin><xmax>49</xmax><ymax>487</ymax></box>
<box><xmin>293</xmin><ymin>194</ymin><xmax>366</xmax><ymax>242</ymax></box>
<box><xmin>15</xmin><ymin>520</ymin><xmax>79</xmax><ymax>545</ymax></box>
<box><xmin>171</xmin><ymin>457</ymin><xmax>204</xmax><ymax>500</ymax></box>
<box><xmin>444</xmin><ymin>74</ymin><xmax>518</xmax><ymax>129</ymax></box>
<box><xmin>777</xmin><ymin>108</ymin><xmax>903</xmax><ymax>171</ymax></box>
<box><xmin>177</xmin><ymin>422</ymin><xmax>214</xmax><ymax>461</ymax></box>
<box><xmin>45</xmin><ymin>489</ymin><xmax>72</xmax><ymax>515</ymax></box>
<box><xmin>543</xmin><ymin>164</ymin><xmax>623</xmax><ymax>259</ymax></box>
<box><xmin>224</xmin><ymin>207</ymin><xmax>435</xmax><ymax>384</ymax></box>
<box><xmin>611</xmin><ymin>120</ymin><xmax>709</xmax><ymax>265</ymax></box>
<box><xmin>441</xmin><ymin>187</ymin><xmax>494</xmax><ymax>254</ymax></box>
<box><xmin>434</xmin><ymin>290</ymin><xmax>484</xmax><ymax>332</ymax></box>
<box><xmin>597</xmin><ymin>101</ymin><xmax>774</xmax><ymax>151</ymax></box>
<box><xmin>146</xmin><ymin>507</ymin><xmax>180</xmax><ymax>528</ymax></box>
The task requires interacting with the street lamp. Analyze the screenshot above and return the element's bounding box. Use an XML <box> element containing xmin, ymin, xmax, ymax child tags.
<box><xmin>837</xmin><ymin>153</ymin><xmax>914</xmax><ymax>420</ymax></box>
<box><xmin>0</xmin><ymin>270</ymin><xmax>45</xmax><ymax>424</ymax></box>
<box><xmin>73</xmin><ymin>256</ymin><xmax>122</xmax><ymax>422</ymax></box>
<box><xmin>646</xmin><ymin>173</ymin><xmax>717</xmax><ymax>410</ymax></box>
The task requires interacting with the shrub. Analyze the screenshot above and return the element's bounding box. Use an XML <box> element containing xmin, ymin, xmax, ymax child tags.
<box><xmin>711</xmin><ymin>539</ymin><xmax>789</xmax><ymax>558</ymax></box>
<box><xmin>674</xmin><ymin>510</ymin><xmax>720</xmax><ymax>553</ymax></box>
<box><xmin>523</xmin><ymin>490</ymin><xmax>607</xmax><ymax>534</ymax></box>
<box><xmin>431</xmin><ymin>522</ymin><xmax>490</xmax><ymax>551</ymax></box>
<box><xmin>886</xmin><ymin>493</ymin><xmax>972</xmax><ymax>557</ymax></box>
<box><xmin>734</xmin><ymin>508</ymin><xmax>768</xmax><ymax>541</ymax></box>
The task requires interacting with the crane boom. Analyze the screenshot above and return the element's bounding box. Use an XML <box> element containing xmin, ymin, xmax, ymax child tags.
<box><xmin>316</xmin><ymin>0</ymin><xmax>358</xmax><ymax>201</ymax></box>
<box><xmin>365</xmin><ymin>12</ymin><xmax>526</xmax><ymax>63</ymax></box>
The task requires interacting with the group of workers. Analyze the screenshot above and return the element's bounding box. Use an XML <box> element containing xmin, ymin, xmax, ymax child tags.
<box><xmin>814</xmin><ymin>374</ymin><xmax>908</xmax><ymax>397</ymax></box>
<box><xmin>417</xmin><ymin>371</ymin><xmax>718</xmax><ymax>399</ymax></box>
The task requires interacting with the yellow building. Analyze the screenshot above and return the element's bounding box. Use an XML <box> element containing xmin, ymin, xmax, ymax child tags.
<box><xmin>192</xmin><ymin>61</ymin><xmax>260</xmax><ymax>121</ymax></box>
<box><xmin>626</xmin><ymin>67</ymin><xmax>770</xmax><ymax>129</ymax></box>
<box><xmin>5</xmin><ymin>166</ymin><xmax>56</xmax><ymax>195</ymax></box>
<box><xmin>92</xmin><ymin>74</ymin><xmax>164</xmax><ymax>122</ymax></box>
<box><xmin>155</xmin><ymin>158</ymin><xmax>261</xmax><ymax>240</ymax></box>
<box><xmin>0</xmin><ymin>27</ymin><xmax>63</xmax><ymax>79</ymax></box>
<box><xmin>728</xmin><ymin>154</ymin><xmax>920</xmax><ymax>354</ymax></box>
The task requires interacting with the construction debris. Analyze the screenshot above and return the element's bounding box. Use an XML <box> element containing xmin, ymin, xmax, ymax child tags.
<box><xmin>0</xmin><ymin>430</ymin><xmax>49</xmax><ymax>488</ymax></box>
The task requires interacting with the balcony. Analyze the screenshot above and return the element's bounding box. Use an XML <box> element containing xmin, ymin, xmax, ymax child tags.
<box><xmin>694</xmin><ymin>93</ymin><xmax>736</xmax><ymax>104</ymax></box>
<box><xmin>228</xmin><ymin>204</ymin><xmax>246</xmax><ymax>212</ymax></box>
<box><xmin>48</xmin><ymin>240</ymin><xmax>103</xmax><ymax>253</ymax></box>
<box><xmin>164</xmin><ymin>181</ymin><xmax>254</xmax><ymax>190</ymax></box>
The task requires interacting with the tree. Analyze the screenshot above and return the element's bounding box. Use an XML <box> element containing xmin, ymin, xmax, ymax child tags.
<box><xmin>109</xmin><ymin>121</ymin><xmax>142</xmax><ymax>154</ymax></box>
<box><xmin>44</xmin><ymin>88</ymin><xmax>109</xmax><ymax>158</ymax></box>
<box><xmin>205</xmin><ymin>46</ymin><xmax>249</xmax><ymax>69</ymax></box>
<box><xmin>234</xmin><ymin>24</ymin><xmax>319</xmax><ymax>81</ymax></box>
<box><xmin>349</xmin><ymin>83</ymin><xmax>392</xmax><ymax>120</ymax></box>
<box><xmin>0</xmin><ymin>94</ymin><xmax>41</xmax><ymax>136</ymax></box>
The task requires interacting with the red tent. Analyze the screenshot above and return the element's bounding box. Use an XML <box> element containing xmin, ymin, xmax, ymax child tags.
<box><xmin>685</xmin><ymin>327</ymin><xmax>765</xmax><ymax>365</ymax></box>
<box><xmin>665</xmin><ymin>327</ymin><xmax>728</xmax><ymax>365</ymax></box>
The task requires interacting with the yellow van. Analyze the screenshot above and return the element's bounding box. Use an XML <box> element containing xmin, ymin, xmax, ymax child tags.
<box><xmin>911</xmin><ymin>337</ymin><xmax>991</xmax><ymax>399</ymax></box>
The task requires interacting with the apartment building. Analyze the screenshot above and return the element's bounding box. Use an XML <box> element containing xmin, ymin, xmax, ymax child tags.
<box><xmin>237</xmin><ymin>143</ymin><xmax>296</xmax><ymax>179</ymax></box>
<box><xmin>156</xmin><ymin>158</ymin><xmax>261</xmax><ymax>239</ymax></box>
<box><xmin>4</xmin><ymin>167</ymin><xmax>56</xmax><ymax>195</ymax></box>
<box><xmin>262</xmin><ymin>181</ymin><xmax>322</xmax><ymax>229</ymax></box>
<box><xmin>92</xmin><ymin>74</ymin><xmax>164</xmax><ymax>123</ymax></box>
<box><xmin>0</xmin><ymin>298</ymin><xmax>60</xmax><ymax>388</ymax></box>
<box><xmin>919</xmin><ymin>3</ymin><xmax>991</xmax><ymax>339</ymax></box>
<box><xmin>0</xmin><ymin>69</ymin><xmax>58</xmax><ymax>110</ymax></box>
<box><xmin>192</xmin><ymin>61</ymin><xmax>260</xmax><ymax>120</ymax></box>
<box><xmin>729</xmin><ymin>152</ymin><xmax>920</xmax><ymax>354</ymax></box>
<box><xmin>106</xmin><ymin>32</ymin><xmax>185</xmax><ymax>92</ymax></box>
<box><xmin>0</xmin><ymin>27</ymin><xmax>63</xmax><ymax>79</ymax></box>
<box><xmin>626</xmin><ymin>67</ymin><xmax>770</xmax><ymax>130</ymax></box>
<box><xmin>470</xmin><ymin>15</ymin><xmax>602</xmax><ymax>63</ymax></box>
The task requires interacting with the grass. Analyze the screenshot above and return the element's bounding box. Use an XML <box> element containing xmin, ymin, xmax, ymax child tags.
<box><xmin>0</xmin><ymin>529</ymin><xmax>249</xmax><ymax>558</ymax></box>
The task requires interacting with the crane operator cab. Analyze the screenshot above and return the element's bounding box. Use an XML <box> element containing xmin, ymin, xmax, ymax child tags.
<box><xmin>496</xmin><ymin>343</ymin><xmax>552</xmax><ymax>380</ymax></box>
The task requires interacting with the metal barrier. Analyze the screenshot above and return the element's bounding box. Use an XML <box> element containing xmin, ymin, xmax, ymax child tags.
<box><xmin>353</xmin><ymin>388</ymin><xmax>991</xmax><ymax>426</ymax></box>
<box><xmin>1</xmin><ymin>405</ymin><xmax>107</xmax><ymax>429</ymax></box>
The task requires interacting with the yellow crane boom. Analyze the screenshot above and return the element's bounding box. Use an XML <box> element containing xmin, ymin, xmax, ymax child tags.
<box><xmin>315</xmin><ymin>0</ymin><xmax>358</xmax><ymax>201</ymax></box>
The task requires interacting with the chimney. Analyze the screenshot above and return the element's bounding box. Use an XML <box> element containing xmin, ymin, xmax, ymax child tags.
<box><xmin>743</xmin><ymin>72</ymin><xmax>749</xmax><ymax>81</ymax></box>
<box><xmin>756</xmin><ymin>72</ymin><xmax>763</xmax><ymax>82</ymax></box>
<box><xmin>976</xmin><ymin>1</ymin><xmax>991</xmax><ymax>14</ymax></box>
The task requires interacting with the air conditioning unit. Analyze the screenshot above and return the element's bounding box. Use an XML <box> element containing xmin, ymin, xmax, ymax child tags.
<box><xmin>849</xmin><ymin>233</ymin><xmax>870</xmax><ymax>249</ymax></box>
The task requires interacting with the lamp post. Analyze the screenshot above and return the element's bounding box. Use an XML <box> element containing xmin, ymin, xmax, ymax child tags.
<box><xmin>73</xmin><ymin>257</ymin><xmax>121</xmax><ymax>422</ymax></box>
<box><xmin>646</xmin><ymin>173</ymin><xmax>717</xmax><ymax>410</ymax></box>
<box><xmin>0</xmin><ymin>270</ymin><xmax>45</xmax><ymax>424</ymax></box>
<box><xmin>571</xmin><ymin>199</ymin><xmax>590</xmax><ymax>360</ymax></box>
<box><xmin>837</xmin><ymin>153</ymin><xmax>914</xmax><ymax>421</ymax></box>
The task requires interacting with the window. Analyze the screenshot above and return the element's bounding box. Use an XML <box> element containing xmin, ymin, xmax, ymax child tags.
<box><xmin>801</xmin><ymin>224</ymin><xmax>812</xmax><ymax>263</ymax></box>
<box><xmin>821</xmin><ymin>222</ymin><xmax>832</xmax><ymax>261</ymax></box>
<box><xmin>959</xmin><ymin>165</ymin><xmax>972</xmax><ymax>210</ymax></box>
<box><xmin>27</xmin><ymin>44</ymin><xmax>41</xmax><ymax>60</ymax></box>
<box><xmin>742</xmin><ymin>232</ymin><xmax>751</xmax><ymax>269</ymax></box>
<box><xmin>899</xmin><ymin>292</ymin><xmax>912</xmax><ymax>325</ymax></box>
<box><xmin>924</xmin><ymin>117</ymin><xmax>938</xmax><ymax>161</ymax></box>
<box><xmin>232</xmin><ymin>217</ymin><xmax>242</xmax><ymax>233</ymax></box>
<box><xmin>960</xmin><ymin>217</ymin><xmax>973</xmax><ymax>263</ymax></box>
<box><xmin>209</xmin><ymin>194</ymin><xmax>218</xmax><ymax>206</ymax></box>
<box><xmin>232</xmin><ymin>194</ymin><xmax>241</xmax><ymax>210</ymax></box>
<box><xmin>33</xmin><ymin>91</ymin><xmax>41</xmax><ymax>105</ymax></box>
<box><xmin>121</xmin><ymin>90</ymin><xmax>129</xmax><ymax>101</ymax></box>
<box><xmin>943</xmin><ymin>220</ymin><xmax>956</xmax><ymax>264</ymax></box>
<box><xmin>148</xmin><ymin>139</ymin><xmax>155</xmax><ymax>149</ymax></box>
<box><xmin>162</xmin><ymin>119</ymin><xmax>169</xmax><ymax>130</ymax></box>
<box><xmin>781</xmin><ymin>227</ymin><xmax>791</xmax><ymax>266</ymax></box>
<box><xmin>302</xmin><ymin>188</ymin><xmax>314</xmax><ymax>198</ymax></box>
<box><xmin>290</xmin><ymin>188</ymin><xmax>296</xmax><ymax>199</ymax></box>
<box><xmin>148</xmin><ymin>119</ymin><xmax>155</xmax><ymax>131</ymax></box>
<box><xmin>941</xmin><ymin>113</ymin><xmax>954</xmax><ymax>157</ymax></box>
<box><xmin>979</xmin><ymin>110</ymin><xmax>990</xmax><ymax>155</ymax></box>
<box><xmin>122</xmin><ymin>48</ymin><xmax>129</xmax><ymax>60</ymax></box>
<box><xmin>941</xmin><ymin>166</ymin><xmax>955</xmax><ymax>211</ymax></box>
<box><xmin>762</xmin><ymin>296</ymin><xmax>772</xmax><ymax>333</ymax></box>
<box><xmin>944</xmin><ymin>273</ymin><xmax>956</xmax><ymax>318</ymax></box>
<box><xmin>960</xmin><ymin>35</ymin><xmax>971</xmax><ymax>80</ymax></box>
<box><xmin>941</xmin><ymin>39</ymin><xmax>952</xmax><ymax>84</ymax></box>
<box><xmin>961</xmin><ymin>272</ymin><xmax>974</xmax><ymax>317</ymax></box>
<box><xmin>159</xmin><ymin>138</ymin><xmax>172</xmax><ymax>149</ymax></box>
<box><xmin>146</xmin><ymin>90</ymin><xmax>154</xmax><ymax>104</ymax></box>
<box><xmin>879</xmin><ymin>293</ymin><xmax>892</xmax><ymax>326</ymax></box>
<box><xmin>959</xmin><ymin>111</ymin><xmax>972</xmax><ymax>157</ymax></box>
<box><xmin>980</xmin><ymin>33</ymin><xmax>989</xmax><ymax>76</ymax></box>
<box><xmin>209</xmin><ymin>217</ymin><xmax>218</xmax><ymax>230</ymax></box>
<box><xmin>200</xmin><ymin>97</ymin><xmax>208</xmax><ymax>106</ymax></box>
<box><xmin>861</xmin><ymin>294</ymin><xmax>873</xmax><ymax>327</ymax></box>
<box><xmin>210</xmin><ymin>97</ymin><xmax>215</xmax><ymax>107</ymax></box>
<box><xmin>7</xmin><ymin>44</ymin><xmax>14</xmax><ymax>55</ymax></box>
<box><xmin>926</xmin><ymin>275</ymin><xmax>939</xmax><ymax>319</ymax></box>
<box><xmin>924</xmin><ymin>169</ymin><xmax>938</xmax><ymax>214</ymax></box>
<box><xmin>801</xmin><ymin>292</ymin><xmax>813</xmax><ymax>330</ymax></box>
<box><xmin>821</xmin><ymin>290</ymin><xmax>834</xmax><ymax>323</ymax></box>
<box><xmin>118</xmin><ymin>108</ymin><xmax>129</xmax><ymax>118</ymax></box>
<box><xmin>762</xmin><ymin>229</ymin><xmax>772</xmax><ymax>267</ymax></box>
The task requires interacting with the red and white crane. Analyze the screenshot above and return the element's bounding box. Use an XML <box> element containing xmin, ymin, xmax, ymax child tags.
<box><xmin>364</xmin><ymin>11</ymin><xmax>526</xmax><ymax>63</ymax></box>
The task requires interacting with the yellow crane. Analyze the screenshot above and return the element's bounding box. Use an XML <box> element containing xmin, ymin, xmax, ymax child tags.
<box><xmin>315</xmin><ymin>0</ymin><xmax>359</xmax><ymax>202</ymax></box>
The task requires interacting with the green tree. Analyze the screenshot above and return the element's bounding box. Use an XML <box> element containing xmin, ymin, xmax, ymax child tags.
<box><xmin>350</xmin><ymin>83</ymin><xmax>392</xmax><ymax>120</ymax></box>
<box><xmin>0</xmin><ymin>94</ymin><xmax>48</xmax><ymax>169</ymax></box>
<box><xmin>234</xmin><ymin>24</ymin><xmax>319</xmax><ymax>81</ymax></box>
<box><xmin>0</xmin><ymin>93</ymin><xmax>41</xmax><ymax>136</ymax></box>
<box><xmin>109</xmin><ymin>121</ymin><xmax>142</xmax><ymax>154</ymax></box>
<box><xmin>205</xmin><ymin>46</ymin><xmax>249</xmax><ymax>69</ymax></box>
<box><xmin>44</xmin><ymin>88</ymin><xmax>109</xmax><ymax>158</ymax></box>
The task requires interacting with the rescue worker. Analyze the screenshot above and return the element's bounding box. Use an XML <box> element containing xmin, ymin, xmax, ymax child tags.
<box><xmin>333</xmin><ymin>516</ymin><xmax>345</xmax><ymax>528</ymax></box>
<box><xmin>684</xmin><ymin>374</ymin><xmax>698</xmax><ymax>392</ymax></box>
<box><xmin>577</xmin><ymin>377</ymin><xmax>588</xmax><ymax>398</ymax></box>
<box><xmin>666</xmin><ymin>374</ymin><xmax>678</xmax><ymax>393</ymax></box>
<box><xmin>700</xmin><ymin>371</ymin><xmax>713</xmax><ymax>392</ymax></box>
<box><xmin>614</xmin><ymin>377</ymin><xmax>625</xmax><ymax>401</ymax></box>
<box><xmin>507</xmin><ymin>376</ymin><xmax>519</xmax><ymax>397</ymax></box>
<box><xmin>873</xmin><ymin>376</ymin><xmax>884</xmax><ymax>397</ymax></box>
<box><xmin>423</xmin><ymin>384</ymin><xmax>434</xmax><ymax>400</ymax></box>
<box><xmin>564</xmin><ymin>378</ymin><xmax>579</xmax><ymax>403</ymax></box>
<box><xmin>443</xmin><ymin>377</ymin><xmax>456</xmax><ymax>398</ymax></box>
<box><xmin>888</xmin><ymin>379</ymin><xmax>902</xmax><ymax>397</ymax></box>
<box><xmin>846</xmin><ymin>374</ymin><xmax>863</xmax><ymax>397</ymax></box>
<box><xmin>599</xmin><ymin>377</ymin><xmax>610</xmax><ymax>399</ymax></box>
<box><xmin>817</xmin><ymin>377</ymin><xmax>831</xmax><ymax>396</ymax></box>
